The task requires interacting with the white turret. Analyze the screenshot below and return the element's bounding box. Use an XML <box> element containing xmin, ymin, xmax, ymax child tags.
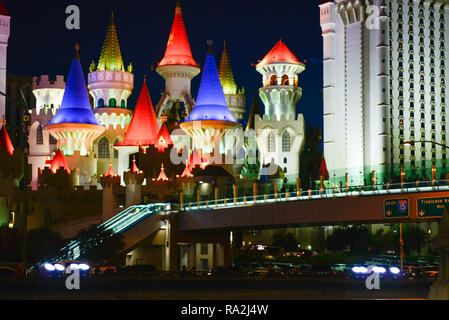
<box><xmin>254</xmin><ymin>40</ymin><xmax>306</xmax><ymax>185</ymax></box>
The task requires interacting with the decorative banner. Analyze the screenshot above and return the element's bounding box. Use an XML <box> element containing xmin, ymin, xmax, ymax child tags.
<box><xmin>384</xmin><ymin>198</ymin><xmax>409</xmax><ymax>219</ymax></box>
<box><xmin>417</xmin><ymin>197</ymin><xmax>449</xmax><ymax>218</ymax></box>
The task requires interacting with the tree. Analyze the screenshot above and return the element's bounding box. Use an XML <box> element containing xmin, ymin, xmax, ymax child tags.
<box><xmin>390</xmin><ymin>224</ymin><xmax>429</xmax><ymax>255</ymax></box>
<box><xmin>272</xmin><ymin>230</ymin><xmax>298</xmax><ymax>252</ymax></box>
<box><xmin>325</xmin><ymin>225</ymin><xmax>376</xmax><ymax>253</ymax></box>
<box><xmin>76</xmin><ymin>224</ymin><xmax>125</xmax><ymax>266</ymax></box>
<box><xmin>26</xmin><ymin>228</ymin><xmax>65</xmax><ymax>263</ymax></box>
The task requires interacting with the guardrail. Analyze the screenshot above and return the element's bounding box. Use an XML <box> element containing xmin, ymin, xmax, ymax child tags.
<box><xmin>182</xmin><ymin>180</ymin><xmax>449</xmax><ymax>213</ymax></box>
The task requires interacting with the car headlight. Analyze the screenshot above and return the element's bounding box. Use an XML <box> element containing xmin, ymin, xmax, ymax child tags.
<box><xmin>44</xmin><ymin>263</ymin><xmax>55</xmax><ymax>271</ymax></box>
<box><xmin>372</xmin><ymin>266</ymin><xmax>386</xmax><ymax>274</ymax></box>
<box><xmin>54</xmin><ymin>263</ymin><xmax>65</xmax><ymax>271</ymax></box>
<box><xmin>78</xmin><ymin>264</ymin><xmax>90</xmax><ymax>271</ymax></box>
<box><xmin>390</xmin><ymin>267</ymin><xmax>400</xmax><ymax>275</ymax></box>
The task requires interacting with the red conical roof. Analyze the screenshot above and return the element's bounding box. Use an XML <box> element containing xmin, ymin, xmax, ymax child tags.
<box><xmin>320</xmin><ymin>157</ymin><xmax>329</xmax><ymax>181</ymax></box>
<box><xmin>50</xmin><ymin>149</ymin><xmax>71</xmax><ymax>174</ymax></box>
<box><xmin>157</xmin><ymin>163</ymin><xmax>169</xmax><ymax>181</ymax></box>
<box><xmin>155</xmin><ymin>123</ymin><xmax>174</xmax><ymax>152</ymax></box>
<box><xmin>188</xmin><ymin>149</ymin><xmax>208</xmax><ymax>170</ymax></box>
<box><xmin>157</xmin><ymin>1</ymin><xmax>198</xmax><ymax>68</ymax></box>
<box><xmin>115</xmin><ymin>79</ymin><xmax>160</xmax><ymax>147</ymax></box>
<box><xmin>130</xmin><ymin>158</ymin><xmax>140</xmax><ymax>174</ymax></box>
<box><xmin>256</xmin><ymin>40</ymin><xmax>300</xmax><ymax>68</ymax></box>
<box><xmin>105</xmin><ymin>161</ymin><xmax>116</xmax><ymax>177</ymax></box>
<box><xmin>181</xmin><ymin>162</ymin><xmax>193</xmax><ymax>178</ymax></box>
<box><xmin>0</xmin><ymin>1</ymin><xmax>8</xmax><ymax>16</ymax></box>
<box><xmin>0</xmin><ymin>125</ymin><xmax>14</xmax><ymax>156</ymax></box>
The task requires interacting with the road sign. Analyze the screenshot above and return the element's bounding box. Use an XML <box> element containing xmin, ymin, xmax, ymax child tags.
<box><xmin>384</xmin><ymin>198</ymin><xmax>409</xmax><ymax>219</ymax></box>
<box><xmin>417</xmin><ymin>197</ymin><xmax>449</xmax><ymax>218</ymax></box>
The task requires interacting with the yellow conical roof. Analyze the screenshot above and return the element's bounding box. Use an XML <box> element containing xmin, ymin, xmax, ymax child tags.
<box><xmin>219</xmin><ymin>41</ymin><xmax>237</xmax><ymax>95</ymax></box>
<box><xmin>97</xmin><ymin>12</ymin><xmax>125</xmax><ymax>72</ymax></box>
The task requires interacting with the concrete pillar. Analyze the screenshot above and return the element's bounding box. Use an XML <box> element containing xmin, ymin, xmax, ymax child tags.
<box><xmin>429</xmin><ymin>208</ymin><xmax>449</xmax><ymax>300</ymax></box>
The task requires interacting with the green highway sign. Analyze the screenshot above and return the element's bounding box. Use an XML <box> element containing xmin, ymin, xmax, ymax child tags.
<box><xmin>417</xmin><ymin>197</ymin><xmax>449</xmax><ymax>218</ymax></box>
<box><xmin>384</xmin><ymin>198</ymin><xmax>409</xmax><ymax>219</ymax></box>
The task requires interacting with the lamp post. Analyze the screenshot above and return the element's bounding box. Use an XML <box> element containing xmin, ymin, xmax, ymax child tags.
<box><xmin>404</xmin><ymin>140</ymin><xmax>449</xmax><ymax>299</ymax></box>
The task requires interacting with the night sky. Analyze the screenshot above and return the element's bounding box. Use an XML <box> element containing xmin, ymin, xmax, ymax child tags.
<box><xmin>4</xmin><ymin>0</ymin><xmax>324</xmax><ymax>132</ymax></box>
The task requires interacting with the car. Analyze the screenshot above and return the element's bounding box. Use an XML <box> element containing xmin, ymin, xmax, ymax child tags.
<box><xmin>125</xmin><ymin>264</ymin><xmax>158</xmax><ymax>276</ymax></box>
<box><xmin>297</xmin><ymin>264</ymin><xmax>312</xmax><ymax>275</ymax></box>
<box><xmin>331</xmin><ymin>264</ymin><xmax>348</xmax><ymax>272</ymax></box>
<box><xmin>417</xmin><ymin>257</ymin><xmax>430</xmax><ymax>266</ymax></box>
<box><xmin>364</xmin><ymin>257</ymin><xmax>390</xmax><ymax>266</ymax></box>
<box><xmin>423</xmin><ymin>265</ymin><xmax>439</xmax><ymax>279</ymax></box>
<box><xmin>0</xmin><ymin>267</ymin><xmax>16</xmax><ymax>279</ymax></box>
<box><xmin>208</xmin><ymin>266</ymin><xmax>247</xmax><ymax>278</ymax></box>
<box><xmin>303</xmin><ymin>265</ymin><xmax>336</xmax><ymax>278</ymax></box>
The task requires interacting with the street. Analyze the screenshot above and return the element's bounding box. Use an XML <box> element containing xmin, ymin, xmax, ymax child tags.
<box><xmin>0</xmin><ymin>277</ymin><xmax>434</xmax><ymax>300</ymax></box>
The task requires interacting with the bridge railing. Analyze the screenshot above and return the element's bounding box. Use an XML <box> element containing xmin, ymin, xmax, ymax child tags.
<box><xmin>182</xmin><ymin>180</ymin><xmax>449</xmax><ymax>212</ymax></box>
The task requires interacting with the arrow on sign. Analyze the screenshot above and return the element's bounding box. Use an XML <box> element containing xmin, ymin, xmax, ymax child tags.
<box><xmin>419</xmin><ymin>210</ymin><xmax>425</xmax><ymax>217</ymax></box>
<box><xmin>386</xmin><ymin>210</ymin><xmax>392</xmax><ymax>216</ymax></box>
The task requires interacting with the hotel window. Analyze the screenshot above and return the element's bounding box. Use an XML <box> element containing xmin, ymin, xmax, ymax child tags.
<box><xmin>98</xmin><ymin>137</ymin><xmax>110</xmax><ymax>159</ymax></box>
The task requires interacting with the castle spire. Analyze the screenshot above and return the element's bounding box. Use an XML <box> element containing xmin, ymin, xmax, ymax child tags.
<box><xmin>50</xmin><ymin>148</ymin><xmax>70</xmax><ymax>174</ymax></box>
<box><xmin>97</xmin><ymin>11</ymin><xmax>125</xmax><ymax>71</ymax></box>
<box><xmin>256</xmin><ymin>39</ymin><xmax>300</xmax><ymax>68</ymax></box>
<box><xmin>158</xmin><ymin>1</ymin><xmax>198</xmax><ymax>67</ymax></box>
<box><xmin>115</xmin><ymin>78</ymin><xmax>160</xmax><ymax>147</ymax></box>
<box><xmin>157</xmin><ymin>163</ymin><xmax>169</xmax><ymax>181</ymax></box>
<box><xmin>0</xmin><ymin>1</ymin><xmax>8</xmax><ymax>16</ymax></box>
<box><xmin>219</xmin><ymin>40</ymin><xmax>237</xmax><ymax>95</ymax></box>
<box><xmin>184</xmin><ymin>44</ymin><xmax>237</xmax><ymax>123</ymax></box>
<box><xmin>246</xmin><ymin>90</ymin><xmax>262</xmax><ymax>131</ymax></box>
<box><xmin>0</xmin><ymin>117</ymin><xmax>14</xmax><ymax>155</ymax></box>
<box><xmin>48</xmin><ymin>46</ymin><xmax>100</xmax><ymax>126</ymax></box>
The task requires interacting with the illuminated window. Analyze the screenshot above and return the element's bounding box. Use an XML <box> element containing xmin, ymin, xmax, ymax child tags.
<box><xmin>36</xmin><ymin>125</ymin><xmax>43</xmax><ymax>145</ymax></box>
<box><xmin>98</xmin><ymin>137</ymin><xmax>110</xmax><ymax>159</ymax></box>
<box><xmin>98</xmin><ymin>98</ymin><xmax>104</xmax><ymax>107</ymax></box>
<box><xmin>282</xmin><ymin>131</ymin><xmax>291</xmax><ymax>152</ymax></box>
<box><xmin>109</xmin><ymin>98</ymin><xmax>117</xmax><ymax>107</ymax></box>
<box><xmin>281</xmin><ymin>74</ymin><xmax>290</xmax><ymax>86</ymax></box>
<box><xmin>121</xmin><ymin>99</ymin><xmax>126</xmax><ymax>108</ymax></box>
<box><xmin>269</xmin><ymin>75</ymin><xmax>277</xmax><ymax>86</ymax></box>
<box><xmin>268</xmin><ymin>132</ymin><xmax>276</xmax><ymax>152</ymax></box>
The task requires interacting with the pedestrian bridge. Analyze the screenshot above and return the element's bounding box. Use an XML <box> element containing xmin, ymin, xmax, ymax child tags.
<box><xmin>54</xmin><ymin>181</ymin><xmax>449</xmax><ymax>261</ymax></box>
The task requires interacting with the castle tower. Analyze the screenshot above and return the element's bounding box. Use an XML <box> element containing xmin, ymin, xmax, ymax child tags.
<box><xmin>155</xmin><ymin>0</ymin><xmax>200</xmax><ymax>118</ymax></box>
<box><xmin>181</xmin><ymin>43</ymin><xmax>240</xmax><ymax>160</ymax></box>
<box><xmin>46</xmin><ymin>45</ymin><xmax>105</xmax><ymax>185</ymax></box>
<box><xmin>219</xmin><ymin>41</ymin><xmax>246</xmax><ymax>123</ymax></box>
<box><xmin>114</xmin><ymin>78</ymin><xmax>160</xmax><ymax>182</ymax></box>
<box><xmin>29</xmin><ymin>75</ymin><xmax>66</xmax><ymax>190</ymax></box>
<box><xmin>88</xmin><ymin>12</ymin><xmax>134</xmax><ymax>177</ymax></box>
<box><xmin>254</xmin><ymin>40</ymin><xmax>305</xmax><ymax>185</ymax></box>
<box><xmin>0</xmin><ymin>1</ymin><xmax>10</xmax><ymax>120</ymax></box>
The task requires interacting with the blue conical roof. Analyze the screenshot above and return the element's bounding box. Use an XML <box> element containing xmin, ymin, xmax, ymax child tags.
<box><xmin>185</xmin><ymin>48</ymin><xmax>237</xmax><ymax>123</ymax></box>
<box><xmin>49</xmin><ymin>51</ymin><xmax>100</xmax><ymax>126</ymax></box>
